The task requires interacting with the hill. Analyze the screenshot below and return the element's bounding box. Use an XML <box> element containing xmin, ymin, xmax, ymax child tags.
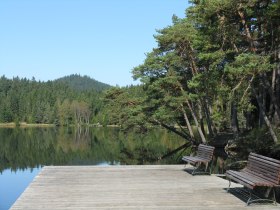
<box><xmin>55</xmin><ymin>74</ymin><xmax>111</xmax><ymax>92</ymax></box>
<box><xmin>0</xmin><ymin>75</ymin><xmax>107</xmax><ymax>125</ymax></box>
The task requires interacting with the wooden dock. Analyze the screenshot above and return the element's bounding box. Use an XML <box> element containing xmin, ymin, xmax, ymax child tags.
<box><xmin>11</xmin><ymin>165</ymin><xmax>278</xmax><ymax>209</ymax></box>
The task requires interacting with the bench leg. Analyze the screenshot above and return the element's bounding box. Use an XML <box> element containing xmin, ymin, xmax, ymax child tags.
<box><xmin>264</xmin><ymin>187</ymin><xmax>277</xmax><ymax>205</ymax></box>
<box><xmin>246</xmin><ymin>188</ymin><xmax>277</xmax><ymax>206</ymax></box>
<box><xmin>271</xmin><ymin>188</ymin><xmax>277</xmax><ymax>205</ymax></box>
<box><xmin>205</xmin><ymin>161</ymin><xmax>214</xmax><ymax>175</ymax></box>
<box><xmin>204</xmin><ymin>163</ymin><xmax>209</xmax><ymax>173</ymax></box>
<box><xmin>227</xmin><ymin>179</ymin><xmax>231</xmax><ymax>193</ymax></box>
<box><xmin>191</xmin><ymin>163</ymin><xmax>202</xmax><ymax>175</ymax></box>
<box><xmin>192</xmin><ymin>162</ymin><xmax>212</xmax><ymax>175</ymax></box>
<box><xmin>191</xmin><ymin>163</ymin><xmax>198</xmax><ymax>175</ymax></box>
<box><xmin>204</xmin><ymin>162</ymin><xmax>212</xmax><ymax>175</ymax></box>
<box><xmin>209</xmin><ymin>161</ymin><xmax>213</xmax><ymax>174</ymax></box>
<box><xmin>247</xmin><ymin>189</ymin><xmax>253</xmax><ymax>205</ymax></box>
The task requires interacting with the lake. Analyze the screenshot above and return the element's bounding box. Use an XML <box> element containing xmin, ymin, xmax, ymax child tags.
<box><xmin>0</xmin><ymin>127</ymin><xmax>233</xmax><ymax>209</ymax></box>
<box><xmin>0</xmin><ymin>127</ymin><xmax>186</xmax><ymax>209</ymax></box>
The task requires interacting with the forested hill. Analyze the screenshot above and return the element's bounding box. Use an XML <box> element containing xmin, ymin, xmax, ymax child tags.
<box><xmin>0</xmin><ymin>75</ymin><xmax>108</xmax><ymax>125</ymax></box>
<box><xmin>55</xmin><ymin>74</ymin><xmax>111</xmax><ymax>92</ymax></box>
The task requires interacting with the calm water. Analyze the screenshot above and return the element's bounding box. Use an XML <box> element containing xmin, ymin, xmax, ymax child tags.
<box><xmin>0</xmin><ymin>127</ymin><xmax>232</xmax><ymax>209</ymax></box>
<box><xmin>0</xmin><ymin>127</ymin><xmax>186</xmax><ymax>209</ymax></box>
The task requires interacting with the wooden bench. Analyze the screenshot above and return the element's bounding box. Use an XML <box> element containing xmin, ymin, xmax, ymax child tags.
<box><xmin>182</xmin><ymin>144</ymin><xmax>215</xmax><ymax>175</ymax></box>
<box><xmin>226</xmin><ymin>153</ymin><xmax>280</xmax><ymax>205</ymax></box>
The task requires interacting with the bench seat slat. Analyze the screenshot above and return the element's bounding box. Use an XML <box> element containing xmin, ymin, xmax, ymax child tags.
<box><xmin>182</xmin><ymin>156</ymin><xmax>210</xmax><ymax>164</ymax></box>
<box><xmin>249</xmin><ymin>157</ymin><xmax>280</xmax><ymax>168</ymax></box>
<box><xmin>197</xmin><ymin>154</ymin><xmax>212</xmax><ymax>160</ymax></box>
<box><xmin>226</xmin><ymin>171</ymin><xmax>257</xmax><ymax>189</ymax></box>
<box><xmin>248</xmin><ymin>162</ymin><xmax>280</xmax><ymax>173</ymax></box>
<box><xmin>227</xmin><ymin>170</ymin><xmax>271</xmax><ymax>185</ymax></box>
<box><xmin>242</xmin><ymin>168</ymin><xmax>280</xmax><ymax>184</ymax></box>
<box><xmin>226</xmin><ymin>170</ymin><xmax>276</xmax><ymax>189</ymax></box>
<box><xmin>247</xmin><ymin>159</ymin><xmax>280</xmax><ymax>171</ymax></box>
<box><xmin>198</xmin><ymin>144</ymin><xmax>214</xmax><ymax>148</ymax></box>
<box><xmin>248</xmin><ymin>161</ymin><xmax>280</xmax><ymax>174</ymax></box>
<box><xmin>197</xmin><ymin>149</ymin><xmax>213</xmax><ymax>154</ymax></box>
<box><xmin>239</xmin><ymin>170</ymin><xmax>276</xmax><ymax>185</ymax></box>
<box><xmin>250</xmin><ymin>153</ymin><xmax>280</xmax><ymax>165</ymax></box>
<box><xmin>197</xmin><ymin>152</ymin><xmax>212</xmax><ymax>156</ymax></box>
<box><xmin>248</xmin><ymin>156</ymin><xmax>280</xmax><ymax>169</ymax></box>
<box><xmin>246</xmin><ymin>164</ymin><xmax>280</xmax><ymax>180</ymax></box>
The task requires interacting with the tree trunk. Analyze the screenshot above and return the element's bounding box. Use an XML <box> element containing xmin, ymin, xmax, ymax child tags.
<box><xmin>262</xmin><ymin>74</ymin><xmax>280</xmax><ymax>124</ymax></box>
<box><xmin>185</xmin><ymin>99</ymin><xmax>207</xmax><ymax>143</ymax></box>
<box><xmin>180</xmin><ymin>104</ymin><xmax>195</xmax><ymax>139</ymax></box>
<box><xmin>253</xmin><ymin>88</ymin><xmax>278</xmax><ymax>143</ymax></box>
<box><xmin>275</xmin><ymin>47</ymin><xmax>280</xmax><ymax>125</ymax></box>
<box><xmin>231</xmin><ymin>101</ymin><xmax>239</xmax><ymax>136</ymax></box>
<box><xmin>179</xmin><ymin>38</ymin><xmax>215</xmax><ymax>139</ymax></box>
<box><xmin>178</xmin><ymin>85</ymin><xmax>206</xmax><ymax>143</ymax></box>
<box><xmin>201</xmin><ymin>97</ymin><xmax>215</xmax><ymax>137</ymax></box>
<box><xmin>258</xmin><ymin>88</ymin><xmax>265</xmax><ymax>127</ymax></box>
<box><xmin>245</xmin><ymin>111</ymin><xmax>252</xmax><ymax>130</ymax></box>
<box><xmin>198</xmin><ymin>104</ymin><xmax>206</xmax><ymax>136</ymax></box>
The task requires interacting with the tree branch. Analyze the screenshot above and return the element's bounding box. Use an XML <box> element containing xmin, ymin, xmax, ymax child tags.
<box><xmin>152</xmin><ymin>118</ymin><xmax>195</xmax><ymax>144</ymax></box>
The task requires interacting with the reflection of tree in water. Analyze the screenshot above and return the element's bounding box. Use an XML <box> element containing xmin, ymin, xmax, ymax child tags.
<box><xmin>0</xmin><ymin>128</ymin><xmax>58</xmax><ymax>172</ymax></box>
<box><xmin>118</xmin><ymin>130</ymin><xmax>184</xmax><ymax>165</ymax></box>
<box><xmin>0</xmin><ymin>127</ymin><xmax>185</xmax><ymax>172</ymax></box>
<box><xmin>0</xmin><ymin>127</ymin><xmax>241</xmax><ymax>173</ymax></box>
<box><xmin>75</xmin><ymin>126</ymin><xmax>90</xmax><ymax>144</ymax></box>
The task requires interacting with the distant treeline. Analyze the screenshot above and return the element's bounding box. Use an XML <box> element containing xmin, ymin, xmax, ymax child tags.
<box><xmin>0</xmin><ymin>75</ymin><xmax>109</xmax><ymax>126</ymax></box>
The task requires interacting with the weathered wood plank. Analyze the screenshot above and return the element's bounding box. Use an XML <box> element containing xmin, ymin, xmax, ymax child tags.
<box><xmin>11</xmin><ymin>165</ymin><xmax>279</xmax><ymax>210</ymax></box>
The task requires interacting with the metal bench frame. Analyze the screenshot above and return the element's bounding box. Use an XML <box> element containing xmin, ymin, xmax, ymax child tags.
<box><xmin>226</xmin><ymin>153</ymin><xmax>280</xmax><ymax>205</ymax></box>
<box><xmin>182</xmin><ymin>144</ymin><xmax>215</xmax><ymax>175</ymax></box>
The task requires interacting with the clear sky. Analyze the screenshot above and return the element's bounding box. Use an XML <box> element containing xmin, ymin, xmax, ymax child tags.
<box><xmin>0</xmin><ymin>0</ymin><xmax>188</xmax><ymax>86</ymax></box>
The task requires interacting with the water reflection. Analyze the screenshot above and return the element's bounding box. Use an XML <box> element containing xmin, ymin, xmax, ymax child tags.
<box><xmin>0</xmin><ymin>127</ymin><xmax>185</xmax><ymax>172</ymax></box>
<box><xmin>2</xmin><ymin>127</ymin><xmax>278</xmax><ymax>209</ymax></box>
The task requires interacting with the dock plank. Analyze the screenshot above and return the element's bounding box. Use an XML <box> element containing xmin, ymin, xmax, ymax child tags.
<box><xmin>11</xmin><ymin>165</ymin><xmax>278</xmax><ymax>209</ymax></box>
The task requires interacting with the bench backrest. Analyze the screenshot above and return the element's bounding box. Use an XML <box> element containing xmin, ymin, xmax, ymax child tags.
<box><xmin>246</xmin><ymin>153</ymin><xmax>280</xmax><ymax>185</ymax></box>
<box><xmin>197</xmin><ymin>144</ymin><xmax>215</xmax><ymax>161</ymax></box>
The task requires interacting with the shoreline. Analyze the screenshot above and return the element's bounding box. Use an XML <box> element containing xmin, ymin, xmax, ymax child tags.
<box><xmin>0</xmin><ymin>123</ymin><xmax>55</xmax><ymax>128</ymax></box>
<box><xmin>0</xmin><ymin>123</ymin><xmax>120</xmax><ymax>128</ymax></box>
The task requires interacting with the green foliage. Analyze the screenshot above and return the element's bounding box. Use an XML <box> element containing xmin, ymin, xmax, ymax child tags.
<box><xmin>235</xmin><ymin>127</ymin><xmax>276</xmax><ymax>156</ymax></box>
<box><xmin>108</xmin><ymin>0</ymin><xmax>280</xmax><ymax>146</ymax></box>
<box><xmin>225</xmin><ymin>54</ymin><xmax>273</xmax><ymax>77</ymax></box>
<box><xmin>54</xmin><ymin>74</ymin><xmax>111</xmax><ymax>92</ymax></box>
<box><xmin>0</xmin><ymin>76</ymin><xmax>106</xmax><ymax>125</ymax></box>
<box><xmin>102</xmin><ymin>86</ymin><xmax>151</xmax><ymax>132</ymax></box>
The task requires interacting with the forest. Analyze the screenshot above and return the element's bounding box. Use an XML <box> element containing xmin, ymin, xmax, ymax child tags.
<box><xmin>1</xmin><ymin>1</ymin><xmax>280</xmax><ymax>155</ymax></box>
<box><xmin>103</xmin><ymin>0</ymin><xmax>280</xmax><ymax>156</ymax></box>
<box><xmin>0</xmin><ymin>74</ymin><xmax>109</xmax><ymax>126</ymax></box>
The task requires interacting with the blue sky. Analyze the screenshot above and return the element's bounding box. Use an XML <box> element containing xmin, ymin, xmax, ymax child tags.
<box><xmin>0</xmin><ymin>0</ymin><xmax>188</xmax><ymax>86</ymax></box>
